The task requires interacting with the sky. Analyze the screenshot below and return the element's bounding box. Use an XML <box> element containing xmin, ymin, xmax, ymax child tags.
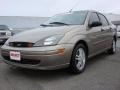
<box><xmin>0</xmin><ymin>0</ymin><xmax>119</xmax><ymax>17</ymax></box>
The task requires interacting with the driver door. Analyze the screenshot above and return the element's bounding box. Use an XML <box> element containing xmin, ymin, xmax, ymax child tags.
<box><xmin>87</xmin><ymin>12</ymin><xmax>104</xmax><ymax>55</ymax></box>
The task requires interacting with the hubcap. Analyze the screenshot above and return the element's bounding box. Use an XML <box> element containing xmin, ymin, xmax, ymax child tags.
<box><xmin>75</xmin><ymin>48</ymin><xmax>86</xmax><ymax>70</ymax></box>
<box><xmin>113</xmin><ymin>40</ymin><xmax>116</xmax><ymax>52</ymax></box>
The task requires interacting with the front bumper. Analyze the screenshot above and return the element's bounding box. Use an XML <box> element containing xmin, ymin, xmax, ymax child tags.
<box><xmin>1</xmin><ymin>44</ymin><xmax>74</xmax><ymax>70</ymax></box>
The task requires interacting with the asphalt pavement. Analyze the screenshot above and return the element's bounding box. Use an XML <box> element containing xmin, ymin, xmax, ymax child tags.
<box><xmin>0</xmin><ymin>39</ymin><xmax>120</xmax><ymax>90</ymax></box>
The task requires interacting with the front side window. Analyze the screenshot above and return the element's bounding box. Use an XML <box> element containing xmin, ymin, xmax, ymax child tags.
<box><xmin>89</xmin><ymin>12</ymin><xmax>100</xmax><ymax>25</ymax></box>
<box><xmin>43</xmin><ymin>11</ymin><xmax>88</xmax><ymax>26</ymax></box>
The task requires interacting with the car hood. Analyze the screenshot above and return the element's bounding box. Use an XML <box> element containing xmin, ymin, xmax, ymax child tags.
<box><xmin>7</xmin><ymin>25</ymin><xmax>82</xmax><ymax>43</ymax></box>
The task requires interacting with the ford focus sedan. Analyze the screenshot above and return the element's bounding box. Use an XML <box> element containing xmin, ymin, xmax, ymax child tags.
<box><xmin>1</xmin><ymin>10</ymin><xmax>117</xmax><ymax>74</ymax></box>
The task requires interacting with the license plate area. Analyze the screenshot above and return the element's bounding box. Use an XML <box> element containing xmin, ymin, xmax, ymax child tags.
<box><xmin>10</xmin><ymin>51</ymin><xmax>21</xmax><ymax>61</ymax></box>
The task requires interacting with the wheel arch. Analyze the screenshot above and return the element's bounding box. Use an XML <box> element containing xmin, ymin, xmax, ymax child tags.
<box><xmin>74</xmin><ymin>40</ymin><xmax>89</xmax><ymax>56</ymax></box>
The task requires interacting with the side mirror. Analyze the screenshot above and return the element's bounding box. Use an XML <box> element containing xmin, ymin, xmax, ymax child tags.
<box><xmin>89</xmin><ymin>22</ymin><xmax>102</xmax><ymax>28</ymax></box>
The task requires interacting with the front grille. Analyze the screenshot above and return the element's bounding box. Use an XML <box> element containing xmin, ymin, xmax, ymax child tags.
<box><xmin>2</xmin><ymin>55</ymin><xmax>41</xmax><ymax>65</ymax></box>
<box><xmin>0</xmin><ymin>32</ymin><xmax>6</xmax><ymax>36</ymax></box>
<box><xmin>9</xmin><ymin>42</ymin><xmax>34</xmax><ymax>47</ymax></box>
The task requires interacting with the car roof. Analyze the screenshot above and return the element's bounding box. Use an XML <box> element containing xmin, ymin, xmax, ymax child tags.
<box><xmin>70</xmin><ymin>10</ymin><xmax>99</xmax><ymax>13</ymax></box>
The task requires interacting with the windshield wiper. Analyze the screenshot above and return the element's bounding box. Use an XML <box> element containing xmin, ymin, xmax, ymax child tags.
<box><xmin>49</xmin><ymin>22</ymin><xmax>69</xmax><ymax>25</ymax></box>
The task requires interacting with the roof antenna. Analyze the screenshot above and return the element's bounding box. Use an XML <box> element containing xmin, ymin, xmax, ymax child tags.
<box><xmin>69</xmin><ymin>0</ymin><xmax>80</xmax><ymax>12</ymax></box>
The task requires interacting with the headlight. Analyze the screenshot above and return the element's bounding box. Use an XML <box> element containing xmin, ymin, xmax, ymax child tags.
<box><xmin>34</xmin><ymin>35</ymin><xmax>64</xmax><ymax>47</ymax></box>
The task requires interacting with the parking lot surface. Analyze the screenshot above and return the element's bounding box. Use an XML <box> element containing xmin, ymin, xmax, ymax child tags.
<box><xmin>0</xmin><ymin>39</ymin><xmax>120</xmax><ymax>90</ymax></box>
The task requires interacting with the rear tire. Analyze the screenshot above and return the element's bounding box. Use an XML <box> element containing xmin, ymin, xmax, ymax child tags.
<box><xmin>69</xmin><ymin>44</ymin><xmax>87</xmax><ymax>74</ymax></box>
<box><xmin>107</xmin><ymin>39</ymin><xmax>116</xmax><ymax>54</ymax></box>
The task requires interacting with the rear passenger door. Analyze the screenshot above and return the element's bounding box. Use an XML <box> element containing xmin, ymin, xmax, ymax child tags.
<box><xmin>97</xmin><ymin>13</ymin><xmax>112</xmax><ymax>49</ymax></box>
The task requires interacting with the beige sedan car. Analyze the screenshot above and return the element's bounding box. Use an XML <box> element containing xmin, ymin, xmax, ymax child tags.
<box><xmin>1</xmin><ymin>10</ymin><xmax>117</xmax><ymax>74</ymax></box>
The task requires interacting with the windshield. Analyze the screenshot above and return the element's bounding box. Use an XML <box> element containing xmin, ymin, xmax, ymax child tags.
<box><xmin>43</xmin><ymin>11</ymin><xmax>88</xmax><ymax>26</ymax></box>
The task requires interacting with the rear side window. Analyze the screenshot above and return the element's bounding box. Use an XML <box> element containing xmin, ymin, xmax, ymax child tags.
<box><xmin>89</xmin><ymin>12</ymin><xmax>100</xmax><ymax>24</ymax></box>
<box><xmin>98</xmin><ymin>14</ymin><xmax>109</xmax><ymax>26</ymax></box>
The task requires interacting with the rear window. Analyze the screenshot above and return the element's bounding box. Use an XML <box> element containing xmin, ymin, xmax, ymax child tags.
<box><xmin>0</xmin><ymin>25</ymin><xmax>9</xmax><ymax>30</ymax></box>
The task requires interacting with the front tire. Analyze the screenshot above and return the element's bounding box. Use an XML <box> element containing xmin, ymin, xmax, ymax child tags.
<box><xmin>69</xmin><ymin>44</ymin><xmax>87</xmax><ymax>74</ymax></box>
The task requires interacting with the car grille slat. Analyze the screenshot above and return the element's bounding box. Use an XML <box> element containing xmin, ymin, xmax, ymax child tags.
<box><xmin>0</xmin><ymin>32</ymin><xmax>6</xmax><ymax>36</ymax></box>
<box><xmin>9</xmin><ymin>42</ymin><xmax>34</xmax><ymax>47</ymax></box>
